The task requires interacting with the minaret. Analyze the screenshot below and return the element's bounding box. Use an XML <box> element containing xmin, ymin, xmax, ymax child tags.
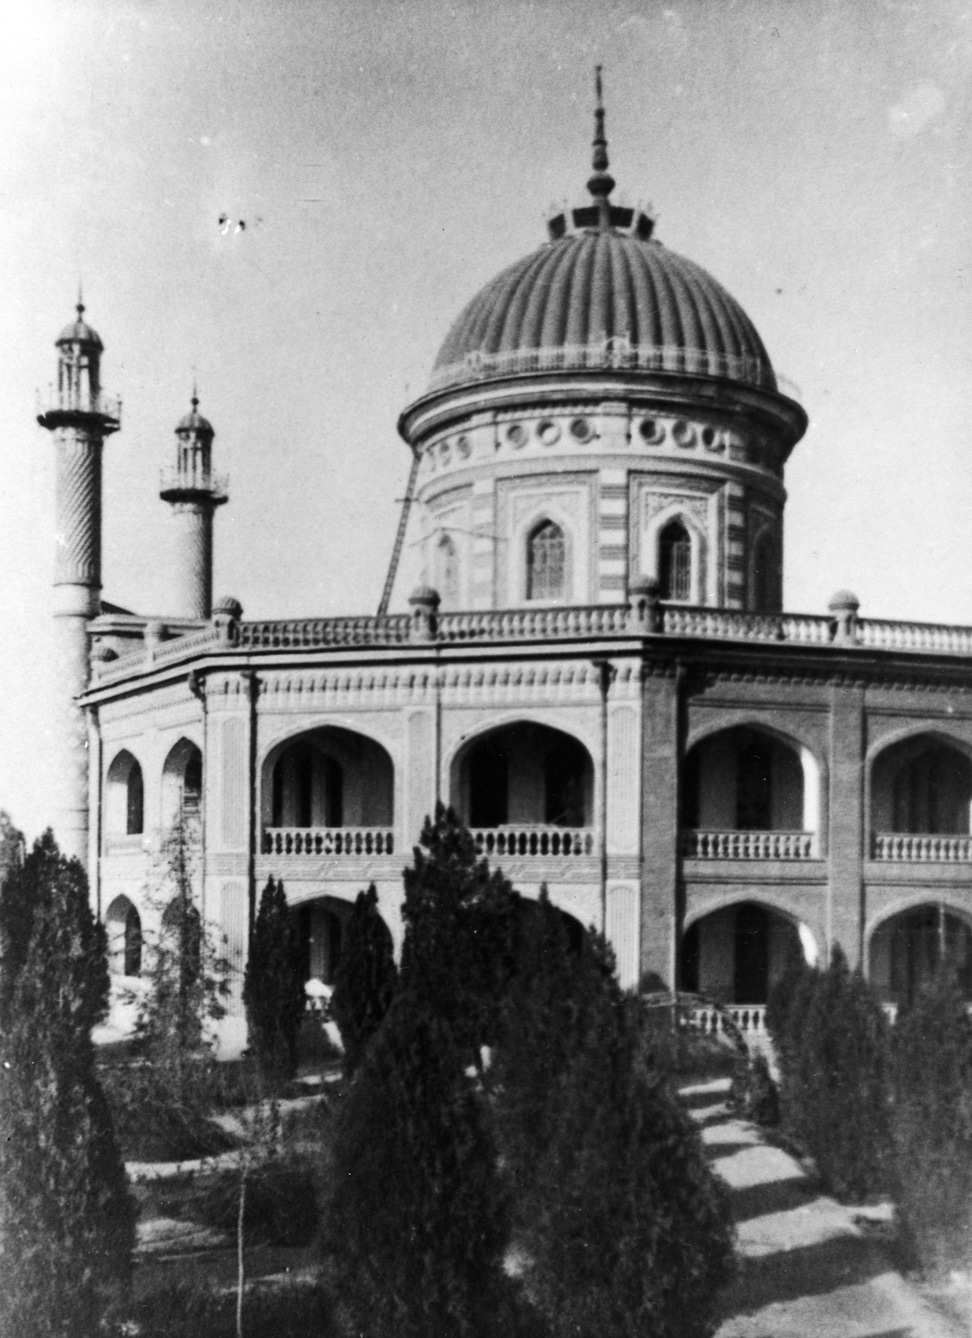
<box><xmin>37</xmin><ymin>299</ymin><xmax>121</xmax><ymax>865</ymax></box>
<box><xmin>160</xmin><ymin>392</ymin><xmax>228</xmax><ymax>619</ymax></box>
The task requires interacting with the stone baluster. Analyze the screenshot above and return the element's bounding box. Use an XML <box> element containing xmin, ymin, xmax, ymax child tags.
<box><xmin>829</xmin><ymin>590</ymin><xmax>860</xmax><ymax>645</ymax></box>
<box><xmin>626</xmin><ymin>575</ymin><xmax>661</xmax><ymax>633</ymax></box>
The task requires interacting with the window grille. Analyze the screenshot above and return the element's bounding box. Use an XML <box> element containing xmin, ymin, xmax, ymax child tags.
<box><xmin>527</xmin><ymin>521</ymin><xmax>566</xmax><ymax>601</ymax></box>
<box><xmin>659</xmin><ymin>521</ymin><xmax>692</xmax><ymax>601</ymax></box>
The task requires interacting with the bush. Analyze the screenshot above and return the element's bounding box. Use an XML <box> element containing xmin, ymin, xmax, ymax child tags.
<box><xmin>244</xmin><ymin>876</ymin><xmax>306</xmax><ymax>1079</ymax></box>
<box><xmin>99</xmin><ymin>1059</ymin><xmax>237</xmax><ymax>1162</ymax></box>
<box><xmin>325</xmin><ymin>988</ymin><xmax>513</xmax><ymax>1337</ymax></box>
<box><xmin>330</xmin><ymin>883</ymin><xmax>398</xmax><ymax>1077</ymax></box>
<box><xmin>0</xmin><ymin>831</ymin><xmax>136</xmax><ymax>1338</ymax></box>
<box><xmin>189</xmin><ymin>1154</ymin><xmax>320</xmax><ymax>1246</ymax></box>
<box><xmin>892</xmin><ymin>971</ymin><xmax>972</xmax><ymax>1277</ymax></box>
<box><xmin>781</xmin><ymin>946</ymin><xmax>893</xmax><ymax>1200</ymax></box>
<box><xmin>114</xmin><ymin>1278</ymin><xmax>338</xmax><ymax>1338</ymax></box>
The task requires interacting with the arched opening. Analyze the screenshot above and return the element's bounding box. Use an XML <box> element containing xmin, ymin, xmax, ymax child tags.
<box><xmin>681</xmin><ymin>901</ymin><xmax>810</xmax><ymax>1004</ymax></box>
<box><xmin>106</xmin><ymin>750</ymin><xmax>144</xmax><ymax>837</ymax></box>
<box><xmin>296</xmin><ymin>897</ymin><xmax>349</xmax><ymax>986</ymax></box>
<box><xmin>436</xmin><ymin>534</ymin><xmax>459</xmax><ymax>608</ymax></box>
<box><xmin>870</xmin><ymin>735</ymin><xmax>972</xmax><ymax>860</ymax></box>
<box><xmin>454</xmin><ymin>722</ymin><xmax>595</xmax><ymax>857</ymax></box>
<box><xmin>263</xmin><ymin>727</ymin><xmax>394</xmax><ymax>856</ymax></box>
<box><xmin>682</xmin><ymin>726</ymin><xmax>817</xmax><ymax>858</ymax></box>
<box><xmin>526</xmin><ymin>520</ymin><xmax>566</xmax><ymax>602</ymax></box>
<box><xmin>162</xmin><ymin>738</ymin><xmax>203</xmax><ymax>829</ymax></box>
<box><xmin>659</xmin><ymin>520</ymin><xmax>692</xmax><ymax>602</ymax></box>
<box><xmin>751</xmin><ymin>532</ymin><xmax>780</xmax><ymax>613</ymax></box>
<box><xmin>869</xmin><ymin>905</ymin><xmax>972</xmax><ymax>1007</ymax></box>
<box><xmin>105</xmin><ymin>895</ymin><xmax>142</xmax><ymax>977</ymax></box>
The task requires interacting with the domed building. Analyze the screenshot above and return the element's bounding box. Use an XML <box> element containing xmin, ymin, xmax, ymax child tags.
<box><xmin>39</xmin><ymin>94</ymin><xmax>972</xmax><ymax>1044</ymax></box>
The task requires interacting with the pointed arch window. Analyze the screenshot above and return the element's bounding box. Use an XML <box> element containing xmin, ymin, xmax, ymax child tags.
<box><xmin>527</xmin><ymin>520</ymin><xmax>566</xmax><ymax>601</ymax></box>
<box><xmin>437</xmin><ymin>534</ymin><xmax>459</xmax><ymax>607</ymax></box>
<box><xmin>659</xmin><ymin>520</ymin><xmax>692</xmax><ymax>602</ymax></box>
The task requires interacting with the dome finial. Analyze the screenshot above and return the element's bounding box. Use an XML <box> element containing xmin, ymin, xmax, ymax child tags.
<box><xmin>76</xmin><ymin>279</ymin><xmax>84</xmax><ymax>318</ymax></box>
<box><xmin>191</xmin><ymin>368</ymin><xmax>199</xmax><ymax>411</ymax></box>
<box><xmin>587</xmin><ymin>65</ymin><xmax>615</xmax><ymax>224</ymax></box>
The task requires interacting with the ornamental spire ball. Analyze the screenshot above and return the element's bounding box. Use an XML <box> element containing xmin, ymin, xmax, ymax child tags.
<box><xmin>588</xmin><ymin>65</ymin><xmax>616</xmax><ymax>222</ymax></box>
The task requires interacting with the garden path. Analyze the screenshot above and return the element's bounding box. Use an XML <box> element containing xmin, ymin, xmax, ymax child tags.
<box><xmin>683</xmin><ymin>1079</ymin><xmax>967</xmax><ymax>1338</ymax></box>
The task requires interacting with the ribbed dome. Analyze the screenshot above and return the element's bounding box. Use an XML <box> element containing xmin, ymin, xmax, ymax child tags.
<box><xmin>431</xmin><ymin>230</ymin><xmax>776</xmax><ymax>395</ymax></box>
<box><xmin>56</xmin><ymin>303</ymin><xmax>103</xmax><ymax>350</ymax></box>
<box><xmin>176</xmin><ymin>396</ymin><xmax>214</xmax><ymax>436</ymax></box>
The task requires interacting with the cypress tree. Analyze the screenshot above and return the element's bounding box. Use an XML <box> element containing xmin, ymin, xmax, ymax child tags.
<box><xmin>0</xmin><ymin>830</ymin><xmax>136</xmax><ymax>1338</ymax></box>
<box><xmin>789</xmin><ymin>945</ymin><xmax>892</xmax><ymax>1200</ymax></box>
<box><xmin>892</xmin><ymin>970</ymin><xmax>972</xmax><ymax>1276</ymax></box>
<box><xmin>400</xmin><ymin>804</ymin><xmax>519</xmax><ymax>1060</ymax></box>
<box><xmin>243</xmin><ymin>876</ymin><xmax>306</xmax><ymax>1078</ymax></box>
<box><xmin>330</xmin><ymin>882</ymin><xmax>398</xmax><ymax>1077</ymax></box>
<box><xmin>521</xmin><ymin>933</ymin><xmax>734</xmax><ymax>1338</ymax></box>
<box><xmin>326</xmin><ymin>988</ymin><xmax>511</xmax><ymax>1337</ymax></box>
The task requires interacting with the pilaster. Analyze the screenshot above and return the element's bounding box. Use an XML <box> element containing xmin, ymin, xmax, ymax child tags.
<box><xmin>828</xmin><ymin>683</ymin><xmax>866</xmax><ymax>968</ymax></box>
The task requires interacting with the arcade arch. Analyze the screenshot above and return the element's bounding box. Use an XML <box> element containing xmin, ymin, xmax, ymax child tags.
<box><xmin>681</xmin><ymin>899</ymin><xmax>816</xmax><ymax>1004</ymax></box>
<box><xmin>869</xmin><ymin>903</ymin><xmax>972</xmax><ymax>1007</ymax></box>
<box><xmin>452</xmin><ymin>721</ymin><xmax>594</xmax><ymax>853</ymax></box>
<box><xmin>870</xmin><ymin>734</ymin><xmax>972</xmax><ymax>857</ymax></box>
<box><xmin>682</xmin><ymin>725</ymin><xmax>820</xmax><ymax>855</ymax></box>
<box><xmin>262</xmin><ymin>726</ymin><xmax>394</xmax><ymax>854</ymax></box>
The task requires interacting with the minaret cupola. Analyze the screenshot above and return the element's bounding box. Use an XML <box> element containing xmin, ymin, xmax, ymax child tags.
<box><xmin>160</xmin><ymin>390</ymin><xmax>228</xmax><ymax>620</ymax></box>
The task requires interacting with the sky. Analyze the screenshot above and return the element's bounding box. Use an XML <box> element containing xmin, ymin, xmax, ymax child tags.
<box><xmin>1</xmin><ymin>0</ymin><xmax>970</xmax><ymax>839</ymax></box>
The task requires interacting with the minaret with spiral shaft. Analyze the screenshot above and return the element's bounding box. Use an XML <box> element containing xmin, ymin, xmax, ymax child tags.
<box><xmin>37</xmin><ymin>300</ymin><xmax>121</xmax><ymax>865</ymax></box>
<box><xmin>160</xmin><ymin>393</ymin><xmax>228</xmax><ymax>619</ymax></box>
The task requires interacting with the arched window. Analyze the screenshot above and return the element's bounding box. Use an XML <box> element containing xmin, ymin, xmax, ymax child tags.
<box><xmin>105</xmin><ymin>896</ymin><xmax>142</xmax><ymax>977</ymax></box>
<box><xmin>437</xmin><ymin>534</ymin><xmax>459</xmax><ymax>607</ymax></box>
<box><xmin>527</xmin><ymin>520</ymin><xmax>566</xmax><ymax>601</ymax></box>
<box><xmin>106</xmin><ymin>751</ymin><xmax>144</xmax><ymax>836</ymax></box>
<box><xmin>162</xmin><ymin>739</ymin><xmax>203</xmax><ymax>827</ymax></box>
<box><xmin>658</xmin><ymin>520</ymin><xmax>692</xmax><ymax>601</ymax></box>
<box><xmin>752</xmin><ymin>532</ymin><xmax>779</xmax><ymax>613</ymax></box>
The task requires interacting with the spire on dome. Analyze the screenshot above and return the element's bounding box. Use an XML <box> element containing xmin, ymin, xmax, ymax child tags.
<box><xmin>587</xmin><ymin>65</ymin><xmax>616</xmax><ymax>225</ymax></box>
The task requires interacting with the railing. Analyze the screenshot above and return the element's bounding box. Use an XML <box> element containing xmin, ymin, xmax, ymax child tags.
<box><xmin>262</xmin><ymin>827</ymin><xmax>395</xmax><ymax>856</ymax></box>
<box><xmin>857</xmin><ymin>620</ymin><xmax>972</xmax><ymax>655</ymax></box>
<box><xmin>436</xmin><ymin>605</ymin><xmax>629</xmax><ymax>641</ymax></box>
<box><xmin>682</xmin><ymin>829</ymin><xmax>817</xmax><ymax>860</ymax></box>
<box><xmin>470</xmin><ymin>825</ymin><xmax>595</xmax><ymax>858</ymax></box>
<box><xmin>37</xmin><ymin>388</ymin><xmax>122</xmax><ymax>420</ymax></box>
<box><xmin>428</xmin><ymin>341</ymin><xmax>779</xmax><ymax>394</ymax></box>
<box><xmin>691</xmin><ymin>1004</ymin><xmax>767</xmax><ymax>1037</ymax></box>
<box><xmin>159</xmin><ymin>466</ymin><xmax>229</xmax><ymax>499</ymax></box>
<box><xmin>86</xmin><ymin>600</ymin><xmax>972</xmax><ymax>679</ymax></box>
<box><xmin>238</xmin><ymin>616</ymin><xmax>413</xmax><ymax>649</ymax></box>
<box><xmin>660</xmin><ymin>607</ymin><xmax>833</xmax><ymax>644</ymax></box>
<box><xmin>871</xmin><ymin>833</ymin><xmax>972</xmax><ymax>862</ymax></box>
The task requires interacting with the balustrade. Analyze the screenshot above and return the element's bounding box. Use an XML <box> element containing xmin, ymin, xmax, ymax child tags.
<box><xmin>690</xmin><ymin>1004</ymin><xmax>767</xmax><ymax>1036</ymax></box>
<box><xmin>682</xmin><ymin>829</ymin><xmax>817</xmax><ymax>860</ymax></box>
<box><xmin>263</xmin><ymin>827</ymin><xmax>395</xmax><ymax>857</ymax></box>
<box><xmin>86</xmin><ymin>599</ymin><xmax>972</xmax><ymax>671</ymax></box>
<box><xmin>871</xmin><ymin>832</ymin><xmax>972</xmax><ymax>862</ymax></box>
<box><xmin>470</xmin><ymin>825</ymin><xmax>595</xmax><ymax>858</ymax></box>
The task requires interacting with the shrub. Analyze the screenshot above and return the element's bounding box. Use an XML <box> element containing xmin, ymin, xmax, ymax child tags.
<box><xmin>190</xmin><ymin>1154</ymin><xmax>320</xmax><ymax>1246</ymax></box>
<box><xmin>325</xmin><ymin>988</ymin><xmax>513</xmax><ymax>1337</ymax></box>
<box><xmin>892</xmin><ymin>971</ymin><xmax>972</xmax><ymax>1277</ymax></box>
<box><xmin>400</xmin><ymin>804</ymin><xmax>519</xmax><ymax>1061</ymax></box>
<box><xmin>330</xmin><ymin>882</ymin><xmax>398</xmax><ymax>1077</ymax></box>
<box><xmin>784</xmin><ymin>945</ymin><xmax>892</xmax><ymax>1200</ymax></box>
<box><xmin>243</xmin><ymin>876</ymin><xmax>306</xmax><ymax>1080</ymax></box>
<box><xmin>0</xmin><ymin>830</ymin><xmax>136</xmax><ymax>1338</ymax></box>
<box><xmin>728</xmin><ymin>1052</ymin><xmax>780</xmax><ymax>1126</ymax></box>
<box><xmin>520</xmin><ymin>940</ymin><xmax>734</xmax><ymax>1338</ymax></box>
